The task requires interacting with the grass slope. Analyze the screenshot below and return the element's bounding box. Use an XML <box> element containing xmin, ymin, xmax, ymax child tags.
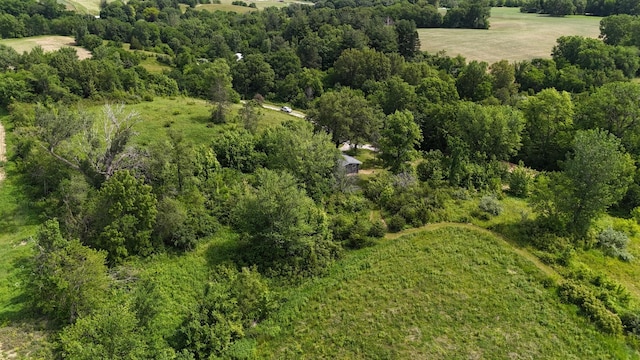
<box><xmin>57</xmin><ymin>0</ymin><xmax>102</xmax><ymax>15</ymax></box>
<box><xmin>119</xmin><ymin>97</ymin><xmax>300</xmax><ymax>146</ymax></box>
<box><xmin>0</xmin><ymin>36</ymin><xmax>92</xmax><ymax>60</ymax></box>
<box><xmin>255</xmin><ymin>226</ymin><xmax>635</xmax><ymax>359</ymax></box>
<box><xmin>419</xmin><ymin>7</ymin><xmax>601</xmax><ymax>63</ymax></box>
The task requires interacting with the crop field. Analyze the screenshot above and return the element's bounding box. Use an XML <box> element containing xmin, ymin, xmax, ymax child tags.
<box><xmin>419</xmin><ymin>7</ymin><xmax>602</xmax><ymax>63</ymax></box>
<box><xmin>0</xmin><ymin>36</ymin><xmax>92</xmax><ymax>60</ymax></box>
<box><xmin>187</xmin><ymin>0</ymin><xmax>312</xmax><ymax>13</ymax></box>
<box><xmin>255</xmin><ymin>226</ymin><xmax>636</xmax><ymax>358</ymax></box>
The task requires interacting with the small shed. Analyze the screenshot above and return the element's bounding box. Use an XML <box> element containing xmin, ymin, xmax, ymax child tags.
<box><xmin>341</xmin><ymin>154</ymin><xmax>362</xmax><ymax>174</ymax></box>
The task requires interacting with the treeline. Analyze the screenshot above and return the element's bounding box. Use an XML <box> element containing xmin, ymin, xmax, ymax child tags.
<box><xmin>521</xmin><ymin>0</ymin><xmax>640</xmax><ymax>16</ymax></box>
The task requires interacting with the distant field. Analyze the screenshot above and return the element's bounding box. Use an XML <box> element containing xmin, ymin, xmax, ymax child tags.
<box><xmin>57</xmin><ymin>0</ymin><xmax>102</xmax><ymax>14</ymax></box>
<box><xmin>419</xmin><ymin>7</ymin><xmax>602</xmax><ymax>63</ymax></box>
<box><xmin>0</xmin><ymin>36</ymin><xmax>92</xmax><ymax>60</ymax></box>
<box><xmin>188</xmin><ymin>0</ymin><xmax>312</xmax><ymax>13</ymax></box>
<box><xmin>256</xmin><ymin>226</ymin><xmax>636</xmax><ymax>358</ymax></box>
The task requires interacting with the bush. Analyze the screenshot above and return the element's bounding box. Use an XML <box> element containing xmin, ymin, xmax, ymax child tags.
<box><xmin>597</xmin><ymin>227</ymin><xmax>634</xmax><ymax>262</ymax></box>
<box><xmin>478</xmin><ymin>195</ymin><xmax>503</xmax><ymax>216</ymax></box>
<box><xmin>387</xmin><ymin>214</ymin><xmax>406</xmax><ymax>233</ymax></box>
<box><xmin>509</xmin><ymin>166</ymin><xmax>533</xmax><ymax>197</ymax></box>
<box><xmin>621</xmin><ymin>312</ymin><xmax>640</xmax><ymax>337</ymax></box>
<box><xmin>368</xmin><ymin>219</ymin><xmax>386</xmax><ymax>238</ymax></box>
<box><xmin>558</xmin><ymin>280</ymin><xmax>623</xmax><ymax>335</ymax></box>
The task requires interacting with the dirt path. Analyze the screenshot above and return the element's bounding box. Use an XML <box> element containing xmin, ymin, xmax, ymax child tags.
<box><xmin>0</xmin><ymin>121</ymin><xmax>5</xmax><ymax>182</ymax></box>
<box><xmin>385</xmin><ymin>222</ymin><xmax>562</xmax><ymax>281</ymax></box>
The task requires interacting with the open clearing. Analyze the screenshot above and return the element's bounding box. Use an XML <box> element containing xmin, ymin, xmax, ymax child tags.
<box><xmin>57</xmin><ymin>0</ymin><xmax>101</xmax><ymax>15</ymax></box>
<box><xmin>256</xmin><ymin>226</ymin><xmax>636</xmax><ymax>358</ymax></box>
<box><xmin>419</xmin><ymin>7</ymin><xmax>602</xmax><ymax>63</ymax></box>
<box><xmin>0</xmin><ymin>36</ymin><xmax>91</xmax><ymax>60</ymax></box>
<box><xmin>187</xmin><ymin>0</ymin><xmax>313</xmax><ymax>13</ymax></box>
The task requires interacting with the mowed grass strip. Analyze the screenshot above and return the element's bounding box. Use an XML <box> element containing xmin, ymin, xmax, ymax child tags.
<box><xmin>255</xmin><ymin>226</ymin><xmax>636</xmax><ymax>359</ymax></box>
<box><xmin>0</xmin><ymin>36</ymin><xmax>92</xmax><ymax>60</ymax></box>
<box><xmin>419</xmin><ymin>7</ymin><xmax>601</xmax><ymax>63</ymax></box>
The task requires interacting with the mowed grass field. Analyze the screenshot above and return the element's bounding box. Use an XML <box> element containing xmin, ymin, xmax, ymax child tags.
<box><xmin>0</xmin><ymin>36</ymin><xmax>92</xmax><ymax>59</ymax></box>
<box><xmin>255</xmin><ymin>226</ymin><xmax>637</xmax><ymax>358</ymax></box>
<box><xmin>419</xmin><ymin>7</ymin><xmax>602</xmax><ymax>63</ymax></box>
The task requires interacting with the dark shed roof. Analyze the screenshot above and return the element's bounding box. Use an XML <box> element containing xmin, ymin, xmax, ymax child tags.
<box><xmin>341</xmin><ymin>154</ymin><xmax>362</xmax><ymax>166</ymax></box>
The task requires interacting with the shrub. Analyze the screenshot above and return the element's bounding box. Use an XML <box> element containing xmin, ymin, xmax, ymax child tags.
<box><xmin>621</xmin><ymin>312</ymin><xmax>640</xmax><ymax>337</ymax></box>
<box><xmin>509</xmin><ymin>166</ymin><xmax>533</xmax><ymax>197</ymax></box>
<box><xmin>368</xmin><ymin>219</ymin><xmax>386</xmax><ymax>238</ymax></box>
<box><xmin>478</xmin><ymin>195</ymin><xmax>503</xmax><ymax>216</ymax></box>
<box><xmin>597</xmin><ymin>227</ymin><xmax>634</xmax><ymax>262</ymax></box>
<box><xmin>387</xmin><ymin>214</ymin><xmax>406</xmax><ymax>233</ymax></box>
<box><xmin>558</xmin><ymin>280</ymin><xmax>623</xmax><ymax>335</ymax></box>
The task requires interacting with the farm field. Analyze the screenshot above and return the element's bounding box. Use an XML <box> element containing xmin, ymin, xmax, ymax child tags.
<box><xmin>57</xmin><ymin>0</ymin><xmax>102</xmax><ymax>14</ymax></box>
<box><xmin>0</xmin><ymin>36</ymin><xmax>92</xmax><ymax>60</ymax></box>
<box><xmin>182</xmin><ymin>0</ymin><xmax>313</xmax><ymax>13</ymax></box>
<box><xmin>255</xmin><ymin>226</ymin><xmax>637</xmax><ymax>358</ymax></box>
<box><xmin>419</xmin><ymin>7</ymin><xmax>602</xmax><ymax>63</ymax></box>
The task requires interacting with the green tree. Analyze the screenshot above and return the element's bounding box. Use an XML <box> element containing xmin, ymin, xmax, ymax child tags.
<box><xmin>575</xmin><ymin>81</ymin><xmax>640</xmax><ymax>154</ymax></box>
<box><xmin>260</xmin><ymin>121</ymin><xmax>340</xmax><ymax>199</ymax></box>
<box><xmin>332</xmin><ymin>48</ymin><xmax>391</xmax><ymax>89</ymax></box>
<box><xmin>379</xmin><ymin>110</ymin><xmax>423</xmax><ymax>173</ymax></box>
<box><xmin>456</xmin><ymin>60</ymin><xmax>492</xmax><ymax>101</ymax></box>
<box><xmin>519</xmin><ymin>88</ymin><xmax>574</xmax><ymax>170</ymax></box>
<box><xmin>537</xmin><ymin>129</ymin><xmax>636</xmax><ymax>237</ymax></box>
<box><xmin>395</xmin><ymin>20</ymin><xmax>421</xmax><ymax>59</ymax></box>
<box><xmin>232</xmin><ymin>169</ymin><xmax>339</xmax><ymax>277</ymax></box>
<box><xmin>88</xmin><ymin>170</ymin><xmax>158</xmax><ymax>264</ymax></box>
<box><xmin>445</xmin><ymin>102</ymin><xmax>525</xmax><ymax>161</ymax></box>
<box><xmin>307</xmin><ymin>87</ymin><xmax>383</xmax><ymax>147</ymax></box>
<box><xmin>29</xmin><ymin>220</ymin><xmax>109</xmax><ymax>325</ymax></box>
<box><xmin>489</xmin><ymin>60</ymin><xmax>519</xmax><ymax>104</ymax></box>
<box><xmin>59</xmin><ymin>302</ymin><xmax>152</xmax><ymax>359</ymax></box>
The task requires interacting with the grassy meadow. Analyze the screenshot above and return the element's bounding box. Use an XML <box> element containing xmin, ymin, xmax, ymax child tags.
<box><xmin>255</xmin><ymin>226</ymin><xmax>636</xmax><ymax>358</ymax></box>
<box><xmin>0</xmin><ymin>36</ymin><xmax>92</xmax><ymax>59</ymax></box>
<box><xmin>57</xmin><ymin>0</ymin><xmax>102</xmax><ymax>15</ymax></box>
<box><xmin>419</xmin><ymin>7</ymin><xmax>602</xmax><ymax>63</ymax></box>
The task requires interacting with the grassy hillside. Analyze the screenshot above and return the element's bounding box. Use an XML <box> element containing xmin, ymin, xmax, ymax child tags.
<box><xmin>57</xmin><ymin>0</ymin><xmax>102</xmax><ymax>15</ymax></box>
<box><xmin>419</xmin><ymin>7</ymin><xmax>601</xmax><ymax>63</ymax></box>
<box><xmin>0</xmin><ymin>36</ymin><xmax>92</xmax><ymax>59</ymax></box>
<box><xmin>254</xmin><ymin>226</ymin><xmax>636</xmax><ymax>358</ymax></box>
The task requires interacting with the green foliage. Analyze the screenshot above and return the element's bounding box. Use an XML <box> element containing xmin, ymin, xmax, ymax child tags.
<box><xmin>478</xmin><ymin>194</ymin><xmax>503</xmax><ymax>216</ymax></box>
<box><xmin>232</xmin><ymin>169</ymin><xmax>340</xmax><ymax>277</ymax></box>
<box><xmin>28</xmin><ymin>220</ymin><xmax>109</xmax><ymax>325</ymax></box>
<box><xmin>519</xmin><ymin>88</ymin><xmax>574</xmax><ymax>170</ymax></box>
<box><xmin>87</xmin><ymin>170</ymin><xmax>158</xmax><ymax>264</ymax></box>
<box><xmin>259</xmin><ymin>120</ymin><xmax>340</xmax><ymax>199</ymax></box>
<box><xmin>596</xmin><ymin>227</ymin><xmax>633</xmax><ymax>262</ymax></box>
<box><xmin>558</xmin><ymin>280</ymin><xmax>623</xmax><ymax>335</ymax></box>
<box><xmin>59</xmin><ymin>301</ymin><xmax>159</xmax><ymax>359</ymax></box>
<box><xmin>175</xmin><ymin>281</ymin><xmax>245</xmax><ymax>359</ymax></box>
<box><xmin>508</xmin><ymin>165</ymin><xmax>533</xmax><ymax>197</ymax></box>
<box><xmin>306</xmin><ymin>87</ymin><xmax>383</xmax><ymax>147</ymax></box>
<box><xmin>561</xmin><ymin>129</ymin><xmax>635</xmax><ymax>237</ymax></box>
<box><xmin>378</xmin><ymin>110</ymin><xmax>422</xmax><ymax>173</ymax></box>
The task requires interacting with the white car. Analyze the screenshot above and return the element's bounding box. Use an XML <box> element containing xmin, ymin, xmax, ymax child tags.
<box><xmin>280</xmin><ymin>106</ymin><xmax>292</xmax><ymax>113</ymax></box>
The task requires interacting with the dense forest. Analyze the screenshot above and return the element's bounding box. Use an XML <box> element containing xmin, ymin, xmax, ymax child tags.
<box><xmin>4</xmin><ymin>0</ymin><xmax>640</xmax><ymax>358</ymax></box>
